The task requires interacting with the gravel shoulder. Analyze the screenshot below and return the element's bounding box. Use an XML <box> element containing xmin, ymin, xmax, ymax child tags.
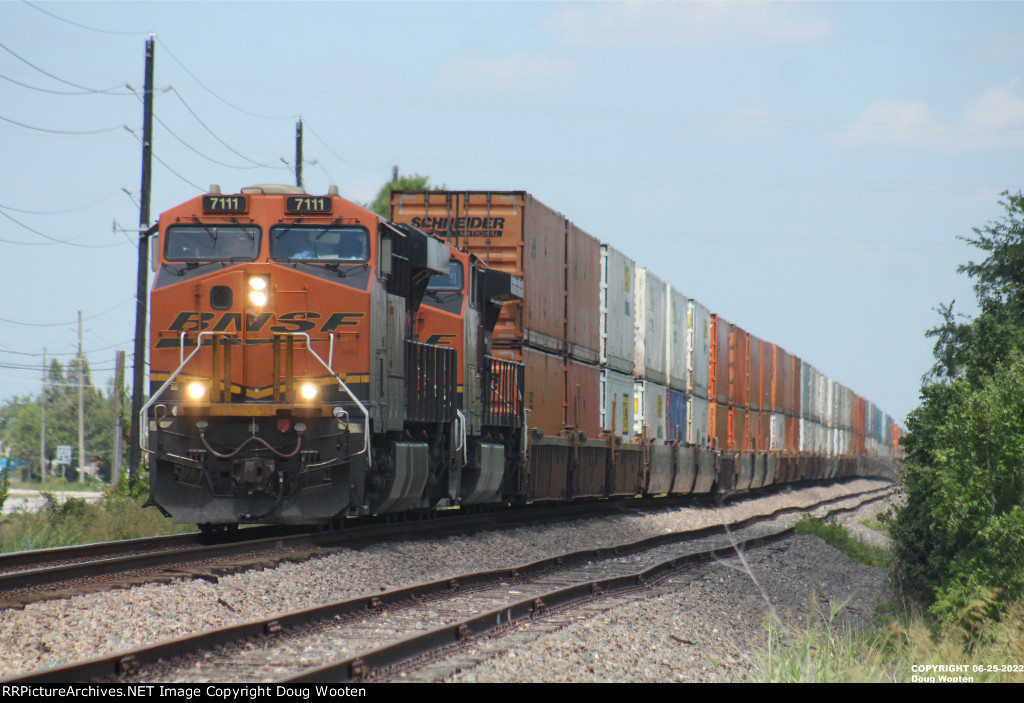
<box><xmin>0</xmin><ymin>479</ymin><xmax>895</xmax><ymax>681</ymax></box>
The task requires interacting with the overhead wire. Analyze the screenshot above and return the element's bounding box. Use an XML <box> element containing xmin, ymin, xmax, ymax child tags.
<box><xmin>0</xmin><ymin>112</ymin><xmax>126</xmax><ymax>135</ymax></box>
<box><xmin>22</xmin><ymin>1</ymin><xmax>148</xmax><ymax>36</ymax></box>
<box><xmin>0</xmin><ymin>298</ymin><xmax>134</xmax><ymax>328</ymax></box>
<box><xmin>0</xmin><ymin>39</ymin><xmax>131</xmax><ymax>95</ymax></box>
<box><xmin>0</xmin><ymin>208</ymin><xmax>126</xmax><ymax>248</ymax></box>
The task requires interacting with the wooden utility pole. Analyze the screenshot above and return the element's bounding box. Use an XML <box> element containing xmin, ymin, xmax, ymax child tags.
<box><xmin>78</xmin><ymin>310</ymin><xmax>85</xmax><ymax>483</ymax></box>
<box><xmin>40</xmin><ymin>347</ymin><xmax>46</xmax><ymax>482</ymax></box>
<box><xmin>295</xmin><ymin>118</ymin><xmax>303</xmax><ymax>189</ymax></box>
<box><xmin>129</xmin><ymin>35</ymin><xmax>155</xmax><ymax>489</ymax></box>
<box><xmin>112</xmin><ymin>350</ymin><xmax>125</xmax><ymax>485</ymax></box>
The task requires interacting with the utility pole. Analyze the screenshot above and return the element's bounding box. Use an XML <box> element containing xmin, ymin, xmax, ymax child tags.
<box><xmin>129</xmin><ymin>35</ymin><xmax>155</xmax><ymax>489</ymax></box>
<box><xmin>295</xmin><ymin>118</ymin><xmax>303</xmax><ymax>189</ymax></box>
<box><xmin>113</xmin><ymin>350</ymin><xmax>125</xmax><ymax>486</ymax></box>
<box><xmin>78</xmin><ymin>310</ymin><xmax>85</xmax><ymax>483</ymax></box>
<box><xmin>40</xmin><ymin>347</ymin><xmax>46</xmax><ymax>483</ymax></box>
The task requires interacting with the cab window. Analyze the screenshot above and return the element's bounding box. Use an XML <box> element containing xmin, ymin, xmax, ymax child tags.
<box><xmin>270</xmin><ymin>225</ymin><xmax>369</xmax><ymax>262</ymax></box>
<box><xmin>165</xmin><ymin>225</ymin><xmax>261</xmax><ymax>262</ymax></box>
<box><xmin>427</xmin><ymin>261</ymin><xmax>464</xmax><ymax>292</ymax></box>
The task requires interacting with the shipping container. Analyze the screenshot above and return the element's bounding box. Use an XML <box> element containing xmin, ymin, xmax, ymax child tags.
<box><xmin>390</xmin><ymin>190</ymin><xmax>565</xmax><ymax>353</ymax></box>
<box><xmin>666</xmin><ymin>286</ymin><xmax>690</xmax><ymax>392</ymax></box>
<box><xmin>687</xmin><ymin>298</ymin><xmax>712</xmax><ymax>399</ymax></box>
<box><xmin>566</xmin><ymin>359</ymin><xmax>600</xmax><ymax>438</ymax></box>
<box><xmin>710</xmin><ymin>401</ymin><xmax>729</xmax><ymax>450</ymax></box>
<box><xmin>729</xmin><ymin>324</ymin><xmax>749</xmax><ymax>409</ymax></box>
<box><xmin>710</xmin><ymin>314</ymin><xmax>730</xmax><ymax>405</ymax></box>
<box><xmin>687</xmin><ymin>395</ymin><xmax>710</xmax><ymax>448</ymax></box>
<box><xmin>600</xmin><ymin>368</ymin><xmax>635</xmax><ymax>440</ymax></box>
<box><xmin>634</xmin><ymin>268</ymin><xmax>668</xmax><ymax>384</ymax></box>
<box><xmin>566</xmin><ymin>223</ymin><xmax>600</xmax><ymax>364</ymax></box>
<box><xmin>634</xmin><ymin>379</ymin><xmax>669</xmax><ymax>441</ymax></box>
<box><xmin>599</xmin><ymin>244</ymin><xmax>635</xmax><ymax>375</ymax></box>
<box><xmin>748</xmin><ymin>334</ymin><xmax>762</xmax><ymax>412</ymax></box>
<box><xmin>770</xmin><ymin>413</ymin><xmax>785</xmax><ymax>450</ymax></box>
<box><xmin>761</xmin><ymin>342</ymin><xmax>775</xmax><ymax>413</ymax></box>
<box><xmin>667</xmin><ymin>388</ymin><xmax>689</xmax><ymax>443</ymax></box>
<box><xmin>522</xmin><ymin>346</ymin><xmax>565</xmax><ymax>436</ymax></box>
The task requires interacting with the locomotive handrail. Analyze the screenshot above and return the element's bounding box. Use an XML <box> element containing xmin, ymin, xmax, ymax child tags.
<box><xmin>282</xmin><ymin>331</ymin><xmax>372</xmax><ymax>466</ymax></box>
<box><xmin>141</xmin><ymin>330</ymin><xmax>372</xmax><ymax>468</ymax></box>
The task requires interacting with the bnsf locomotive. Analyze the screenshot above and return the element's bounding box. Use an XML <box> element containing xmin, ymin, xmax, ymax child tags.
<box><xmin>143</xmin><ymin>185</ymin><xmax>900</xmax><ymax>528</ymax></box>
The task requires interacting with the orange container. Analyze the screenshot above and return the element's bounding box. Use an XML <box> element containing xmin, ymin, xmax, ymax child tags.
<box><xmin>391</xmin><ymin>190</ymin><xmax>566</xmax><ymax>353</ymax></box>
<box><xmin>748</xmin><ymin>334</ymin><xmax>762</xmax><ymax>412</ymax></box>
<box><xmin>729</xmin><ymin>324</ymin><xmax>749</xmax><ymax>409</ymax></box>
<box><xmin>566</xmin><ymin>358</ymin><xmax>601</xmax><ymax>437</ymax></box>
<box><xmin>761</xmin><ymin>342</ymin><xmax>775</xmax><ymax>413</ymax></box>
<box><xmin>523</xmin><ymin>346</ymin><xmax>565</xmax><ymax>436</ymax></box>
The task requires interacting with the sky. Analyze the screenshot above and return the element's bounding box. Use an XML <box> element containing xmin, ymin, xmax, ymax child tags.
<box><xmin>1</xmin><ymin>0</ymin><xmax>1022</xmax><ymax>426</ymax></box>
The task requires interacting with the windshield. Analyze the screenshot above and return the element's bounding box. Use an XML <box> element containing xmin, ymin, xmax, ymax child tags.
<box><xmin>164</xmin><ymin>225</ymin><xmax>261</xmax><ymax>262</ymax></box>
<box><xmin>426</xmin><ymin>260</ymin><xmax>464</xmax><ymax>292</ymax></box>
<box><xmin>270</xmin><ymin>225</ymin><xmax>369</xmax><ymax>262</ymax></box>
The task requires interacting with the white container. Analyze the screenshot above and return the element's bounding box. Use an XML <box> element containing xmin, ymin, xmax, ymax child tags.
<box><xmin>601</xmin><ymin>368</ymin><xmax>635</xmax><ymax>439</ymax></box>
<box><xmin>633</xmin><ymin>268</ymin><xmax>668</xmax><ymax>384</ymax></box>
<box><xmin>599</xmin><ymin>244</ymin><xmax>635</xmax><ymax>375</ymax></box>
<box><xmin>633</xmin><ymin>379</ymin><xmax>669</xmax><ymax>440</ymax></box>
<box><xmin>686</xmin><ymin>298</ymin><xmax>711</xmax><ymax>398</ymax></box>
<box><xmin>687</xmin><ymin>395</ymin><xmax>710</xmax><ymax>448</ymax></box>
<box><xmin>666</xmin><ymin>286</ymin><xmax>690</xmax><ymax>392</ymax></box>
<box><xmin>770</xmin><ymin>413</ymin><xmax>786</xmax><ymax>451</ymax></box>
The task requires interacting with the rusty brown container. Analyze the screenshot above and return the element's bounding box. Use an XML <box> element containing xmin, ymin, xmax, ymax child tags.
<box><xmin>772</xmin><ymin>347</ymin><xmax>787</xmax><ymax>413</ymax></box>
<box><xmin>761</xmin><ymin>342</ymin><xmax>775</xmax><ymax>412</ymax></box>
<box><xmin>732</xmin><ymin>406</ymin><xmax>746</xmax><ymax>452</ymax></box>
<box><xmin>566</xmin><ymin>358</ymin><xmax>601</xmax><ymax>438</ymax></box>
<box><xmin>790</xmin><ymin>354</ymin><xmax>802</xmax><ymax>422</ymax></box>
<box><xmin>566</xmin><ymin>222</ymin><xmax>600</xmax><ymax>363</ymax></box>
<box><xmin>758</xmin><ymin>410</ymin><xmax>771</xmax><ymax>453</ymax></box>
<box><xmin>729</xmin><ymin>324</ymin><xmax>749</xmax><ymax>409</ymax></box>
<box><xmin>748</xmin><ymin>334</ymin><xmax>761</xmax><ymax>412</ymax></box>
<box><xmin>785</xmin><ymin>415</ymin><xmax>799</xmax><ymax>451</ymax></box>
<box><xmin>523</xmin><ymin>346</ymin><xmax>565</xmax><ymax>436</ymax></box>
<box><xmin>390</xmin><ymin>190</ymin><xmax>566</xmax><ymax>353</ymax></box>
<box><xmin>710</xmin><ymin>401</ymin><xmax>730</xmax><ymax>450</ymax></box>
<box><xmin>710</xmin><ymin>314</ymin><xmax>730</xmax><ymax>404</ymax></box>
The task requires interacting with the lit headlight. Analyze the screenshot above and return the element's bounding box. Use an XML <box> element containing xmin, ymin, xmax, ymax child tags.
<box><xmin>248</xmin><ymin>276</ymin><xmax>269</xmax><ymax>307</ymax></box>
<box><xmin>299</xmin><ymin>382</ymin><xmax>318</xmax><ymax>400</ymax></box>
<box><xmin>186</xmin><ymin>381</ymin><xmax>207</xmax><ymax>400</ymax></box>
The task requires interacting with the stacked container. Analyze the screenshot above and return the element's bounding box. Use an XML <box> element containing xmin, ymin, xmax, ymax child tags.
<box><xmin>600</xmin><ymin>244</ymin><xmax>636</xmax><ymax>439</ymax></box>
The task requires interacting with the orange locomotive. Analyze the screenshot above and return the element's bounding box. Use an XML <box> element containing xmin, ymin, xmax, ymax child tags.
<box><xmin>144</xmin><ymin>185</ymin><xmax>524</xmax><ymax>527</ymax></box>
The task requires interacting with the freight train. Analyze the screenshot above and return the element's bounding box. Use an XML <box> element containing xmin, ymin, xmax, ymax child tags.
<box><xmin>142</xmin><ymin>185</ymin><xmax>901</xmax><ymax>528</ymax></box>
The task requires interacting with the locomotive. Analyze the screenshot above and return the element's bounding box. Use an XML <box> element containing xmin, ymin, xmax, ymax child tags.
<box><xmin>142</xmin><ymin>184</ymin><xmax>900</xmax><ymax>528</ymax></box>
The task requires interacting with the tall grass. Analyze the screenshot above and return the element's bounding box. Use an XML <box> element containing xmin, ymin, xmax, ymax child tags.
<box><xmin>0</xmin><ymin>488</ymin><xmax>191</xmax><ymax>553</ymax></box>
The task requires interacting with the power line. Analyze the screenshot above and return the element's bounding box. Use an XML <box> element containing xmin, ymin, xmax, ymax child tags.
<box><xmin>0</xmin><ymin>194</ymin><xmax>118</xmax><ymax>215</ymax></box>
<box><xmin>0</xmin><ymin>298</ymin><xmax>133</xmax><ymax>328</ymax></box>
<box><xmin>123</xmin><ymin>126</ymin><xmax>205</xmax><ymax>192</ymax></box>
<box><xmin>0</xmin><ymin>39</ymin><xmax>131</xmax><ymax>95</ymax></box>
<box><xmin>164</xmin><ymin>87</ymin><xmax>288</xmax><ymax>169</ymax></box>
<box><xmin>0</xmin><ymin>208</ymin><xmax>125</xmax><ymax>249</ymax></box>
<box><xmin>0</xmin><ymin>112</ymin><xmax>126</xmax><ymax>136</ymax></box>
<box><xmin>155</xmin><ymin>36</ymin><xmax>291</xmax><ymax>121</ymax></box>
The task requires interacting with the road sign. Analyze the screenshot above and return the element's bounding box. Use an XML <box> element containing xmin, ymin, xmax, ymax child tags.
<box><xmin>56</xmin><ymin>445</ymin><xmax>73</xmax><ymax>465</ymax></box>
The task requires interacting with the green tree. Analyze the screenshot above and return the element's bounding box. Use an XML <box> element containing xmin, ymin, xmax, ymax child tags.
<box><xmin>368</xmin><ymin>173</ymin><xmax>441</xmax><ymax>218</ymax></box>
<box><xmin>894</xmin><ymin>191</ymin><xmax>1024</xmax><ymax>622</ymax></box>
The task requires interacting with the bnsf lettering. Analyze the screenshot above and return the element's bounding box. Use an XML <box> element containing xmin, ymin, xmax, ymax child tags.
<box><xmin>409</xmin><ymin>216</ymin><xmax>506</xmax><ymax>238</ymax></box>
<box><xmin>163</xmin><ymin>311</ymin><xmax>363</xmax><ymax>336</ymax></box>
<box><xmin>271</xmin><ymin>311</ymin><xmax>322</xmax><ymax>333</ymax></box>
<box><xmin>424</xmin><ymin>334</ymin><xmax>457</xmax><ymax>346</ymax></box>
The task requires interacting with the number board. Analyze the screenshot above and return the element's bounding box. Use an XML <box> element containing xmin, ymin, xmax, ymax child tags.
<box><xmin>202</xmin><ymin>195</ymin><xmax>248</xmax><ymax>212</ymax></box>
<box><xmin>286</xmin><ymin>196</ymin><xmax>332</xmax><ymax>214</ymax></box>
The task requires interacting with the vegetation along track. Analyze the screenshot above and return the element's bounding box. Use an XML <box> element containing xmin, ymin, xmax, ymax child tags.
<box><xmin>6</xmin><ymin>486</ymin><xmax>890</xmax><ymax>683</ymax></box>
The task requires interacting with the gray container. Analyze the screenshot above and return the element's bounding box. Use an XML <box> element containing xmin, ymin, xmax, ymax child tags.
<box><xmin>599</xmin><ymin>244</ymin><xmax>635</xmax><ymax>375</ymax></box>
<box><xmin>601</xmin><ymin>368</ymin><xmax>636</xmax><ymax>439</ymax></box>
<box><xmin>687</xmin><ymin>394</ymin><xmax>710</xmax><ymax>448</ymax></box>
<box><xmin>686</xmin><ymin>298</ymin><xmax>711</xmax><ymax>398</ymax></box>
<box><xmin>633</xmin><ymin>268</ymin><xmax>668</xmax><ymax>384</ymax></box>
<box><xmin>666</xmin><ymin>286</ymin><xmax>690</xmax><ymax>392</ymax></box>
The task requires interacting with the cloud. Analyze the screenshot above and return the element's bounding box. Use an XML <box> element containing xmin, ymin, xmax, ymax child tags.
<box><xmin>546</xmin><ymin>1</ymin><xmax>830</xmax><ymax>51</ymax></box>
<box><xmin>844</xmin><ymin>82</ymin><xmax>1024</xmax><ymax>150</ymax></box>
<box><xmin>436</xmin><ymin>53</ymin><xmax>579</xmax><ymax>94</ymax></box>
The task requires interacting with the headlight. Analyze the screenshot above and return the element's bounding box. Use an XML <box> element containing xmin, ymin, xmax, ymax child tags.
<box><xmin>186</xmin><ymin>381</ymin><xmax>207</xmax><ymax>400</ymax></box>
<box><xmin>249</xmin><ymin>276</ymin><xmax>269</xmax><ymax>307</ymax></box>
<box><xmin>299</xmin><ymin>382</ymin><xmax>318</xmax><ymax>400</ymax></box>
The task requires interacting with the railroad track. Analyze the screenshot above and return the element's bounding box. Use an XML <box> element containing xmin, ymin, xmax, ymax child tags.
<box><xmin>5</xmin><ymin>486</ymin><xmax>891</xmax><ymax>683</ymax></box>
<box><xmin>0</xmin><ymin>485</ymin><xmax>839</xmax><ymax>609</ymax></box>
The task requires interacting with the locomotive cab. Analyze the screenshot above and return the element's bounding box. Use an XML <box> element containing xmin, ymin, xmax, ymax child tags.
<box><xmin>144</xmin><ymin>185</ymin><xmax>523</xmax><ymax>526</ymax></box>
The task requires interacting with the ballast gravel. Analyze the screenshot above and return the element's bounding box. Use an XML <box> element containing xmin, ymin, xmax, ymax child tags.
<box><xmin>0</xmin><ymin>479</ymin><xmax>895</xmax><ymax>682</ymax></box>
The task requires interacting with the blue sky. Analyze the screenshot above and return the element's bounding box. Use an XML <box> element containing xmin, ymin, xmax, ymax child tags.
<box><xmin>1</xmin><ymin>1</ymin><xmax>1022</xmax><ymax>425</ymax></box>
